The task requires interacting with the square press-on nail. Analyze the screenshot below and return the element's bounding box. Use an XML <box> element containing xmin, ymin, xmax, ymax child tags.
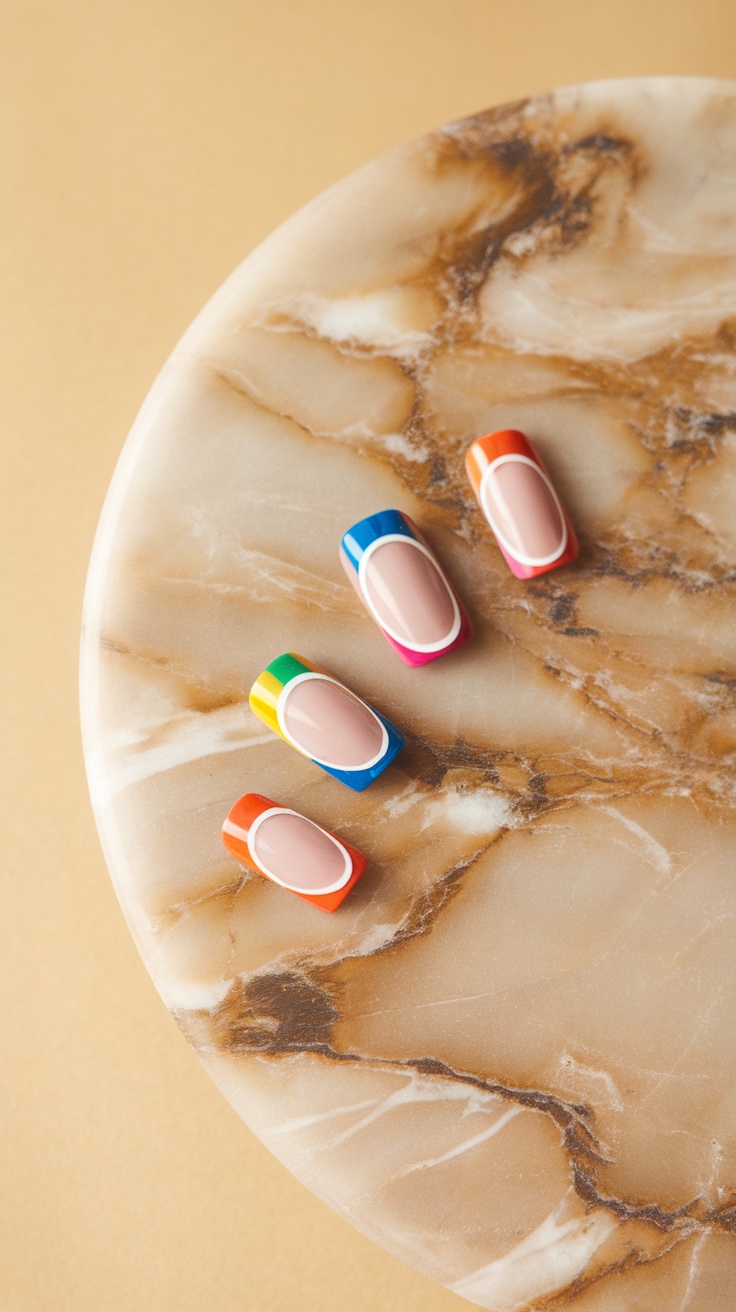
<box><xmin>340</xmin><ymin>509</ymin><xmax>472</xmax><ymax>666</ymax></box>
<box><xmin>222</xmin><ymin>792</ymin><xmax>367</xmax><ymax>911</ymax></box>
<box><xmin>249</xmin><ymin>652</ymin><xmax>404</xmax><ymax>791</ymax></box>
<box><xmin>466</xmin><ymin>430</ymin><xmax>578</xmax><ymax>579</ymax></box>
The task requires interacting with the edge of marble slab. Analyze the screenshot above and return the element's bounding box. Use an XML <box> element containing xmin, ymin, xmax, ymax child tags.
<box><xmin>79</xmin><ymin>76</ymin><xmax>736</xmax><ymax>1308</ymax></box>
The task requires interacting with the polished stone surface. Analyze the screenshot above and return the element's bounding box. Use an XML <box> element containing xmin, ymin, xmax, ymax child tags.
<box><xmin>81</xmin><ymin>78</ymin><xmax>736</xmax><ymax>1309</ymax></box>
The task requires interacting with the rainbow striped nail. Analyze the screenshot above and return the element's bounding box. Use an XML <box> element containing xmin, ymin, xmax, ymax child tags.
<box><xmin>249</xmin><ymin>652</ymin><xmax>404</xmax><ymax>791</ymax></box>
<box><xmin>340</xmin><ymin>509</ymin><xmax>471</xmax><ymax>666</ymax></box>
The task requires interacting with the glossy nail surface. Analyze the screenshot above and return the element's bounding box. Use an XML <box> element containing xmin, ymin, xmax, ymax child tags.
<box><xmin>340</xmin><ymin>509</ymin><xmax>471</xmax><ymax>665</ymax></box>
<box><xmin>282</xmin><ymin>675</ymin><xmax>385</xmax><ymax>769</ymax></box>
<box><xmin>249</xmin><ymin>652</ymin><xmax>404</xmax><ymax>790</ymax></box>
<box><xmin>221</xmin><ymin>792</ymin><xmax>367</xmax><ymax>911</ymax></box>
<box><xmin>466</xmin><ymin>430</ymin><xmax>578</xmax><ymax>579</ymax></box>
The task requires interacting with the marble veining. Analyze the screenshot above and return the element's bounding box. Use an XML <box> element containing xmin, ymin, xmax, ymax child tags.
<box><xmin>82</xmin><ymin>79</ymin><xmax>736</xmax><ymax>1309</ymax></box>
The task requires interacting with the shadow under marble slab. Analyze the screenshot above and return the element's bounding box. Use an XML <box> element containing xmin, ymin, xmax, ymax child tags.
<box><xmin>82</xmin><ymin>78</ymin><xmax>736</xmax><ymax>1310</ymax></box>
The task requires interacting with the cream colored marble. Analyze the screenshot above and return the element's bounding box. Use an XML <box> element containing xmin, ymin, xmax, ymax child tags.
<box><xmin>81</xmin><ymin>79</ymin><xmax>736</xmax><ymax>1309</ymax></box>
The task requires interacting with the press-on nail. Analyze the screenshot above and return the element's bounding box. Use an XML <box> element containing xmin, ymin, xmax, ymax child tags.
<box><xmin>340</xmin><ymin>509</ymin><xmax>471</xmax><ymax>665</ymax></box>
<box><xmin>221</xmin><ymin>792</ymin><xmax>367</xmax><ymax>911</ymax></box>
<box><xmin>249</xmin><ymin>652</ymin><xmax>404</xmax><ymax>790</ymax></box>
<box><xmin>465</xmin><ymin>430</ymin><xmax>578</xmax><ymax>578</ymax></box>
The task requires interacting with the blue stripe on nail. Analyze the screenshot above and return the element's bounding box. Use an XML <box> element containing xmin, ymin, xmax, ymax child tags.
<box><xmin>317</xmin><ymin>712</ymin><xmax>404</xmax><ymax>791</ymax></box>
<box><xmin>341</xmin><ymin>509</ymin><xmax>416</xmax><ymax>572</ymax></box>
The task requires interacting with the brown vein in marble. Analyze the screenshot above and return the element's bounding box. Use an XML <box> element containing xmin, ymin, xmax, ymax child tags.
<box><xmin>176</xmin><ymin>730</ymin><xmax>736</xmax><ymax>1309</ymax></box>
<box><xmin>99</xmin><ymin>634</ymin><xmax>248</xmax><ymax>710</ymax></box>
<box><xmin>179</xmin><ymin>726</ymin><xmax>735</xmax><ymax>1281</ymax></box>
<box><xmin>441</xmin><ymin>119</ymin><xmax>642</xmax><ymax>306</ymax></box>
<box><xmin>360</xmin><ymin>845</ymin><xmax>488</xmax><ymax>956</ymax></box>
<box><xmin>180</xmin><ymin>967</ymin><xmax>735</xmax><ymax>1247</ymax></box>
<box><xmin>399</xmin><ymin>722</ymin><xmax>709</xmax><ymax>818</ymax></box>
<box><xmin>536</xmin><ymin>1236</ymin><xmax>692</xmax><ymax>1312</ymax></box>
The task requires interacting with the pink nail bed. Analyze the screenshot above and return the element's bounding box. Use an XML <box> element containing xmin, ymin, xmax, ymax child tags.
<box><xmin>340</xmin><ymin>509</ymin><xmax>472</xmax><ymax>665</ymax></box>
<box><xmin>281</xmin><ymin>674</ymin><xmax>385</xmax><ymax>769</ymax></box>
<box><xmin>221</xmin><ymin>792</ymin><xmax>367</xmax><ymax>911</ymax></box>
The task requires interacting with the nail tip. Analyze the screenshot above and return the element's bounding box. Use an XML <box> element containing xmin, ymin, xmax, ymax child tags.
<box><xmin>387</xmin><ymin>614</ymin><xmax>472</xmax><ymax>665</ymax></box>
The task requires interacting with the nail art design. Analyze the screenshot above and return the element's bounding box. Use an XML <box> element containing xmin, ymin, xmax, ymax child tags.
<box><xmin>249</xmin><ymin>652</ymin><xmax>404</xmax><ymax>790</ymax></box>
<box><xmin>340</xmin><ymin>509</ymin><xmax>472</xmax><ymax>666</ymax></box>
<box><xmin>466</xmin><ymin>430</ymin><xmax>579</xmax><ymax>579</ymax></box>
<box><xmin>221</xmin><ymin>792</ymin><xmax>367</xmax><ymax>912</ymax></box>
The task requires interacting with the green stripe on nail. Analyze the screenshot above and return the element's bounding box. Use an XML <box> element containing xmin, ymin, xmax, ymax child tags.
<box><xmin>266</xmin><ymin>652</ymin><xmax>312</xmax><ymax>687</ymax></box>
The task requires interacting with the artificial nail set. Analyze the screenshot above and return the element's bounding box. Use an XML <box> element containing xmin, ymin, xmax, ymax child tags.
<box><xmin>222</xmin><ymin>429</ymin><xmax>578</xmax><ymax>909</ymax></box>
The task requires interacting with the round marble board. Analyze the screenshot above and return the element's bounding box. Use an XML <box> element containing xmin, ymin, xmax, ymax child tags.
<box><xmin>82</xmin><ymin>79</ymin><xmax>736</xmax><ymax>1311</ymax></box>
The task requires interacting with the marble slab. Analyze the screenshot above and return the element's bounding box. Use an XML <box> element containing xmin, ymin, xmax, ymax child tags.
<box><xmin>81</xmin><ymin>78</ymin><xmax>736</xmax><ymax>1309</ymax></box>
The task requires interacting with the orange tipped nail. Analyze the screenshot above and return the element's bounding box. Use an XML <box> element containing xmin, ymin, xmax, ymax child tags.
<box><xmin>466</xmin><ymin>430</ymin><xmax>578</xmax><ymax>578</ymax></box>
<box><xmin>221</xmin><ymin>792</ymin><xmax>367</xmax><ymax>912</ymax></box>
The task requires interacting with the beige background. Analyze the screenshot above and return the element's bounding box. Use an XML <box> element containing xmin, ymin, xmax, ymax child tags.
<box><xmin>2</xmin><ymin>3</ymin><xmax>736</xmax><ymax>1309</ymax></box>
